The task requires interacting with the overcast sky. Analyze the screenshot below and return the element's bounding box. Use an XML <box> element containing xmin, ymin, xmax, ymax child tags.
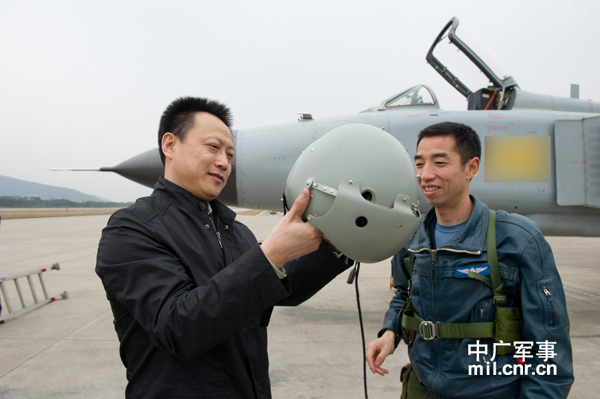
<box><xmin>0</xmin><ymin>0</ymin><xmax>598</xmax><ymax>202</ymax></box>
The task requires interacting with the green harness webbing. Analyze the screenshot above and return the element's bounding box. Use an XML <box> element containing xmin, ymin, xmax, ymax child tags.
<box><xmin>400</xmin><ymin>210</ymin><xmax>522</xmax><ymax>353</ymax></box>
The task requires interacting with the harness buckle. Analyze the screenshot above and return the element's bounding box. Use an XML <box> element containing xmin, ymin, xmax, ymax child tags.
<box><xmin>419</xmin><ymin>321</ymin><xmax>439</xmax><ymax>340</ymax></box>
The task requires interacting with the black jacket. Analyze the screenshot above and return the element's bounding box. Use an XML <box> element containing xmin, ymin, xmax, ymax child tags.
<box><xmin>96</xmin><ymin>177</ymin><xmax>350</xmax><ymax>398</ymax></box>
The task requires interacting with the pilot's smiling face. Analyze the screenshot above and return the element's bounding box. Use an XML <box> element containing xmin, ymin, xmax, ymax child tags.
<box><xmin>166</xmin><ymin>112</ymin><xmax>234</xmax><ymax>201</ymax></box>
<box><xmin>414</xmin><ymin>135</ymin><xmax>475</xmax><ymax>211</ymax></box>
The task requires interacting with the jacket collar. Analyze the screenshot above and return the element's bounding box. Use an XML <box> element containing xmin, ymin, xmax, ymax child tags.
<box><xmin>414</xmin><ymin>195</ymin><xmax>489</xmax><ymax>252</ymax></box>
<box><xmin>153</xmin><ymin>177</ymin><xmax>236</xmax><ymax>225</ymax></box>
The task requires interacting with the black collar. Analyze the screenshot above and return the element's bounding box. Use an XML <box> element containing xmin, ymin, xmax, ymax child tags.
<box><xmin>153</xmin><ymin>177</ymin><xmax>236</xmax><ymax>225</ymax></box>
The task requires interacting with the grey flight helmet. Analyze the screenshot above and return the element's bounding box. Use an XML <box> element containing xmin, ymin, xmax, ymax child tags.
<box><xmin>285</xmin><ymin>123</ymin><xmax>421</xmax><ymax>263</ymax></box>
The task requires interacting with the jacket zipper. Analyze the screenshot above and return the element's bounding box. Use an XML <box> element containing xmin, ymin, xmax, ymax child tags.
<box><xmin>430</xmin><ymin>249</ymin><xmax>437</xmax><ymax>391</ymax></box>
<box><xmin>431</xmin><ymin>251</ymin><xmax>436</xmax><ymax>318</ymax></box>
<box><xmin>543</xmin><ymin>286</ymin><xmax>556</xmax><ymax>326</ymax></box>
<box><xmin>209</xmin><ymin>217</ymin><xmax>223</xmax><ymax>249</ymax></box>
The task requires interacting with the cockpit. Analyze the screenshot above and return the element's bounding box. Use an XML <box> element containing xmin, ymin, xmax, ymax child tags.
<box><xmin>426</xmin><ymin>17</ymin><xmax>519</xmax><ymax>110</ymax></box>
<box><xmin>365</xmin><ymin>18</ymin><xmax>521</xmax><ymax>114</ymax></box>
<box><xmin>365</xmin><ymin>85</ymin><xmax>440</xmax><ymax>112</ymax></box>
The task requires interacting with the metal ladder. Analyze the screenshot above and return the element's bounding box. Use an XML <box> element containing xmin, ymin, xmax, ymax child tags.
<box><xmin>0</xmin><ymin>263</ymin><xmax>68</xmax><ymax>323</ymax></box>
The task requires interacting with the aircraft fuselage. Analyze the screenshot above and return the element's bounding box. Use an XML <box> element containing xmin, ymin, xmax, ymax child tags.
<box><xmin>228</xmin><ymin>106</ymin><xmax>600</xmax><ymax>236</ymax></box>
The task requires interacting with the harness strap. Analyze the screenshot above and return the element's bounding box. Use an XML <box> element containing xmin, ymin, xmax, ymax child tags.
<box><xmin>401</xmin><ymin>312</ymin><xmax>495</xmax><ymax>339</ymax></box>
<box><xmin>487</xmin><ymin>210</ymin><xmax>504</xmax><ymax>296</ymax></box>
<box><xmin>468</xmin><ymin>271</ymin><xmax>492</xmax><ymax>289</ymax></box>
<box><xmin>405</xmin><ymin>253</ymin><xmax>415</xmax><ymax>275</ymax></box>
<box><xmin>404</xmin><ymin>254</ymin><xmax>415</xmax><ymax>292</ymax></box>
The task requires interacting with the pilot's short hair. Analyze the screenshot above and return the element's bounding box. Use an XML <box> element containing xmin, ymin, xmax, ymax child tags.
<box><xmin>417</xmin><ymin>122</ymin><xmax>481</xmax><ymax>166</ymax></box>
<box><xmin>158</xmin><ymin>97</ymin><xmax>233</xmax><ymax>165</ymax></box>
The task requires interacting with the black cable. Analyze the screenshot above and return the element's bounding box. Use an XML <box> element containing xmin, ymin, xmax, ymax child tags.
<box><xmin>281</xmin><ymin>192</ymin><xmax>289</xmax><ymax>216</ymax></box>
<box><xmin>348</xmin><ymin>262</ymin><xmax>368</xmax><ymax>399</ymax></box>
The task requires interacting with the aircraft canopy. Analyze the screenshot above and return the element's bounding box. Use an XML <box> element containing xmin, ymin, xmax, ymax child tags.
<box><xmin>366</xmin><ymin>85</ymin><xmax>439</xmax><ymax>112</ymax></box>
<box><xmin>427</xmin><ymin>17</ymin><xmax>518</xmax><ymax>98</ymax></box>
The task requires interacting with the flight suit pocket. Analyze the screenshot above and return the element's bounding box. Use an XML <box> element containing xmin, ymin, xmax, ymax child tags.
<box><xmin>537</xmin><ymin>276</ymin><xmax>569</xmax><ymax>333</ymax></box>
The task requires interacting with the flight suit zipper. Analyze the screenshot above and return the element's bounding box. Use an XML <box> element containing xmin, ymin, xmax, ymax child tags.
<box><xmin>431</xmin><ymin>251</ymin><xmax>436</xmax><ymax>318</ymax></box>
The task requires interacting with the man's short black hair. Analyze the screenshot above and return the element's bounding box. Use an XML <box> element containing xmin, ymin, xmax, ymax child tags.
<box><xmin>158</xmin><ymin>97</ymin><xmax>233</xmax><ymax>165</ymax></box>
<box><xmin>417</xmin><ymin>122</ymin><xmax>481</xmax><ymax>166</ymax></box>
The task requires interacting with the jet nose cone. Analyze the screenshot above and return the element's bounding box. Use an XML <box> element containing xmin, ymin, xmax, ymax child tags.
<box><xmin>101</xmin><ymin>148</ymin><xmax>164</xmax><ymax>188</ymax></box>
<box><xmin>101</xmin><ymin>143</ymin><xmax>239</xmax><ymax>207</ymax></box>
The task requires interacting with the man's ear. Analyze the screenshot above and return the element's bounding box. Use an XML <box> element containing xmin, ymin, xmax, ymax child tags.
<box><xmin>162</xmin><ymin>133</ymin><xmax>177</xmax><ymax>161</ymax></box>
<box><xmin>466</xmin><ymin>157</ymin><xmax>480</xmax><ymax>180</ymax></box>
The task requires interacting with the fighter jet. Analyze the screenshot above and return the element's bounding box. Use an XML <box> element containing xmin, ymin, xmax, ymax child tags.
<box><xmin>65</xmin><ymin>17</ymin><xmax>600</xmax><ymax>237</ymax></box>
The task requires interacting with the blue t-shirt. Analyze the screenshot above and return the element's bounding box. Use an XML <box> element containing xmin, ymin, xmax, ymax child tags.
<box><xmin>434</xmin><ymin>219</ymin><xmax>467</xmax><ymax>249</ymax></box>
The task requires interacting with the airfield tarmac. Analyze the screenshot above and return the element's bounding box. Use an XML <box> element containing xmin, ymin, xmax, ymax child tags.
<box><xmin>0</xmin><ymin>213</ymin><xmax>598</xmax><ymax>398</ymax></box>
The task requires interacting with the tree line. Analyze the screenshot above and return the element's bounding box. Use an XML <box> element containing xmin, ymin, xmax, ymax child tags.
<box><xmin>0</xmin><ymin>196</ymin><xmax>133</xmax><ymax>208</ymax></box>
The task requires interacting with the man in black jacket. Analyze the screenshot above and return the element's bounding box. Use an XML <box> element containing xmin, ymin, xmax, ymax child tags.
<box><xmin>96</xmin><ymin>97</ymin><xmax>351</xmax><ymax>398</ymax></box>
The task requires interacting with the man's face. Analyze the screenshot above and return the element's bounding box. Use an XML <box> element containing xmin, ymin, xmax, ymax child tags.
<box><xmin>163</xmin><ymin>112</ymin><xmax>234</xmax><ymax>201</ymax></box>
<box><xmin>414</xmin><ymin>135</ymin><xmax>478</xmax><ymax>211</ymax></box>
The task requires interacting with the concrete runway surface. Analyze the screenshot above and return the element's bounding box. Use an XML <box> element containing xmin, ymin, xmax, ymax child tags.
<box><xmin>0</xmin><ymin>213</ymin><xmax>598</xmax><ymax>398</ymax></box>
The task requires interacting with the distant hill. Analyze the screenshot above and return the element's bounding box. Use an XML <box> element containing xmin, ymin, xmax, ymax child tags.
<box><xmin>0</xmin><ymin>174</ymin><xmax>107</xmax><ymax>202</ymax></box>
